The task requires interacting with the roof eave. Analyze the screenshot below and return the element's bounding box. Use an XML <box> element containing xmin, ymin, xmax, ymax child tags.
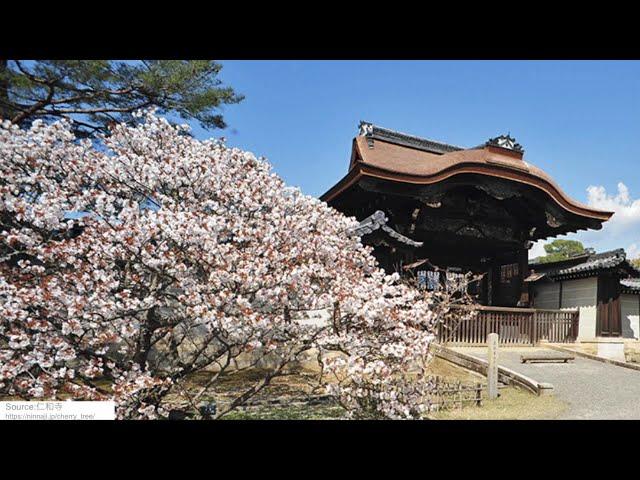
<box><xmin>320</xmin><ymin>159</ymin><xmax>613</xmax><ymax>224</ymax></box>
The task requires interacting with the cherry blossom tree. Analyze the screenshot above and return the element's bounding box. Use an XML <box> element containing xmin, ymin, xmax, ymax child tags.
<box><xmin>0</xmin><ymin>111</ymin><xmax>472</xmax><ymax>419</ymax></box>
<box><xmin>318</xmin><ymin>270</ymin><xmax>477</xmax><ymax>419</ymax></box>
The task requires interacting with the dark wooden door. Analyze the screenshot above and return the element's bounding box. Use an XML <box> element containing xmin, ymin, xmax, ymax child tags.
<box><xmin>495</xmin><ymin>262</ymin><xmax>522</xmax><ymax>307</ymax></box>
<box><xmin>597</xmin><ymin>276</ymin><xmax>621</xmax><ymax>337</ymax></box>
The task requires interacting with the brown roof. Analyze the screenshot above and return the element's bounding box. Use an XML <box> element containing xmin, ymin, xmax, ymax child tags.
<box><xmin>322</xmin><ymin>134</ymin><xmax>613</xmax><ymax>222</ymax></box>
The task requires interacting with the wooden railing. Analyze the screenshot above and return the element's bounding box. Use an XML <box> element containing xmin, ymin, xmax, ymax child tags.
<box><xmin>437</xmin><ymin>306</ymin><xmax>579</xmax><ymax>346</ymax></box>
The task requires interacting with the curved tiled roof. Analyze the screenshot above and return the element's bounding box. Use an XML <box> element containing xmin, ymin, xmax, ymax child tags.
<box><xmin>321</xmin><ymin>124</ymin><xmax>613</xmax><ymax>223</ymax></box>
<box><xmin>621</xmin><ymin>278</ymin><xmax>640</xmax><ymax>292</ymax></box>
<box><xmin>537</xmin><ymin>249</ymin><xmax>626</xmax><ymax>276</ymax></box>
<box><xmin>530</xmin><ymin>248</ymin><xmax>640</xmax><ymax>280</ymax></box>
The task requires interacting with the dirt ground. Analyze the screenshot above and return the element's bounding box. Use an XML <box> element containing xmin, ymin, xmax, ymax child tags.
<box><xmin>190</xmin><ymin>356</ymin><xmax>487</xmax><ymax>419</ymax></box>
<box><xmin>1</xmin><ymin>356</ymin><xmax>559</xmax><ymax>420</ymax></box>
<box><xmin>211</xmin><ymin>356</ymin><xmax>558</xmax><ymax>420</ymax></box>
<box><xmin>430</xmin><ymin>386</ymin><xmax>566</xmax><ymax>420</ymax></box>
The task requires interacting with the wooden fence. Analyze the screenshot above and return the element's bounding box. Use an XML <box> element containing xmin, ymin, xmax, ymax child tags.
<box><xmin>437</xmin><ymin>306</ymin><xmax>579</xmax><ymax>346</ymax></box>
<box><xmin>238</xmin><ymin>377</ymin><xmax>484</xmax><ymax>414</ymax></box>
<box><xmin>427</xmin><ymin>375</ymin><xmax>483</xmax><ymax>411</ymax></box>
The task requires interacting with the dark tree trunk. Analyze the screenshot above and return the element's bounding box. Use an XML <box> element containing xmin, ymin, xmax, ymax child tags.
<box><xmin>134</xmin><ymin>306</ymin><xmax>160</xmax><ymax>369</ymax></box>
<box><xmin>0</xmin><ymin>59</ymin><xmax>10</xmax><ymax>121</ymax></box>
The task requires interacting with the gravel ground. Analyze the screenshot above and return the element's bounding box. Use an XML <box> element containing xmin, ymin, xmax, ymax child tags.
<box><xmin>454</xmin><ymin>346</ymin><xmax>640</xmax><ymax>419</ymax></box>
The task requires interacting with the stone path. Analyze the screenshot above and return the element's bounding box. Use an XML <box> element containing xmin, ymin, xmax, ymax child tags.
<box><xmin>454</xmin><ymin>346</ymin><xmax>640</xmax><ymax>419</ymax></box>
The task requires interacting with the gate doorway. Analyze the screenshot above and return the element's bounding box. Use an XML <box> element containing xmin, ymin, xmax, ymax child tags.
<box><xmin>597</xmin><ymin>276</ymin><xmax>621</xmax><ymax>337</ymax></box>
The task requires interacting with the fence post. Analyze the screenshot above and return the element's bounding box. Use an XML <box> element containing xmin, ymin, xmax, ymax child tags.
<box><xmin>532</xmin><ymin>310</ymin><xmax>538</xmax><ymax>346</ymax></box>
<box><xmin>487</xmin><ymin>333</ymin><xmax>499</xmax><ymax>400</ymax></box>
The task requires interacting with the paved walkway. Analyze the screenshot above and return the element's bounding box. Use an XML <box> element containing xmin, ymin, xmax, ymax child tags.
<box><xmin>454</xmin><ymin>346</ymin><xmax>640</xmax><ymax>419</ymax></box>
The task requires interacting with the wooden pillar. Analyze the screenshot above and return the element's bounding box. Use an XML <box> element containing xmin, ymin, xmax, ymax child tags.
<box><xmin>487</xmin><ymin>333</ymin><xmax>499</xmax><ymax>400</ymax></box>
<box><xmin>518</xmin><ymin>247</ymin><xmax>528</xmax><ymax>305</ymax></box>
<box><xmin>487</xmin><ymin>265</ymin><xmax>494</xmax><ymax>306</ymax></box>
<box><xmin>558</xmin><ymin>281</ymin><xmax>563</xmax><ymax>309</ymax></box>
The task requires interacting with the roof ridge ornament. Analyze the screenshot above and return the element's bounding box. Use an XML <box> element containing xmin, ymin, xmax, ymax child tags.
<box><xmin>358</xmin><ymin>121</ymin><xmax>374</xmax><ymax>137</ymax></box>
<box><xmin>486</xmin><ymin>134</ymin><xmax>524</xmax><ymax>154</ymax></box>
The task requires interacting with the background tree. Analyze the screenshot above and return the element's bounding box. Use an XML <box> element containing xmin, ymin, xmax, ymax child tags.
<box><xmin>632</xmin><ymin>257</ymin><xmax>640</xmax><ymax>269</ymax></box>
<box><xmin>536</xmin><ymin>239</ymin><xmax>586</xmax><ymax>263</ymax></box>
<box><xmin>0</xmin><ymin>60</ymin><xmax>242</xmax><ymax>137</ymax></box>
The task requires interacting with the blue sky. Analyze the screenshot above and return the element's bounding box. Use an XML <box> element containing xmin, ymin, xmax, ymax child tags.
<box><xmin>188</xmin><ymin>61</ymin><xmax>640</xmax><ymax>259</ymax></box>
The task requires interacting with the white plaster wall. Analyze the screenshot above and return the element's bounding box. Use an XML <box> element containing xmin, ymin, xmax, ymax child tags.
<box><xmin>621</xmin><ymin>293</ymin><xmax>640</xmax><ymax>340</ymax></box>
<box><xmin>560</xmin><ymin>278</ymin><xmax>598</xmax><ymax>340</ymax></box>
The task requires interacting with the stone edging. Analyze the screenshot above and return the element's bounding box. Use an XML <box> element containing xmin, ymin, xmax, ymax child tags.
<box><xmin>432</xmin><ymin>344</ymin><xmax>554</xmax><ymax>396</ymax></box>
<box><xmin>545</xmin><ymin>343</ymin><xmax>640</xmax><ymax>372</ymax></box>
